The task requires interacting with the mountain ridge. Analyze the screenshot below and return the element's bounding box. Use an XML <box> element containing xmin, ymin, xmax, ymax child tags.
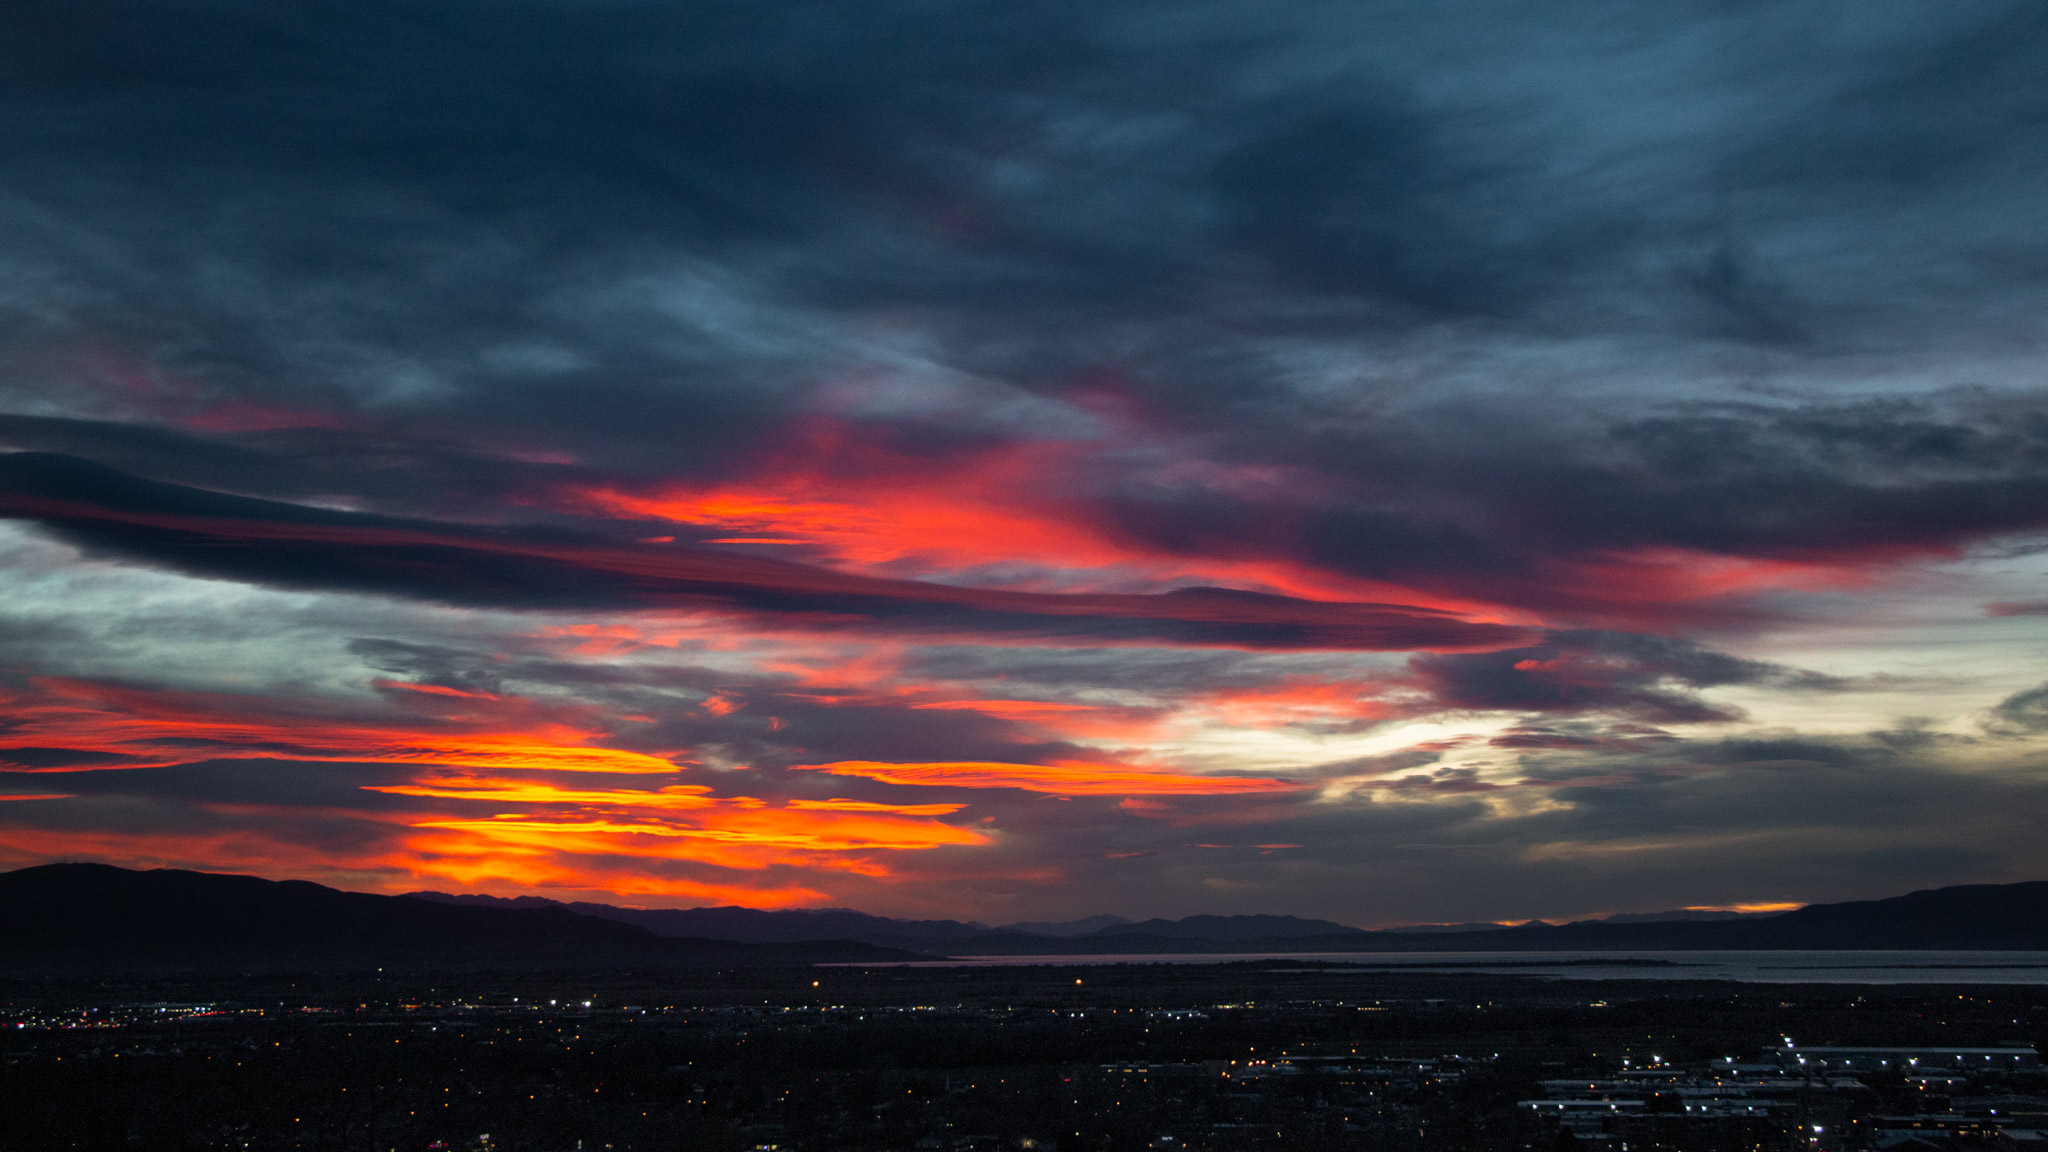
<box><xmin>10</xmin><ymin>865</ymin><xmax>2047</xmax><ymax>970</ymax></box>
<box><xmin>0</xmin><ymin>863</ymin><xmax>923</xmax><ymax>973</ymax></box>
<box><xmin>409</xmin><ymin>881</ymin><xmax>2048</xmax><ymax>954</ymax></box>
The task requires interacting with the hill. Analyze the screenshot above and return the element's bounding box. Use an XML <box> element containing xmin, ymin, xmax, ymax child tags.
<box><xmin>407</xmin><ymin>893</ymin><xmax>1366</xmax><ymax>953</ymax></box>
<box><xmin>954</xmin><ymin>882</ymin><xmax>2048</xmax><ymax>955</ymax></box>
<box><xmin>414</xmin><ymin>882</ymin><xmax>2048</xmax><ymax>955</ymax></box>
<box><xmin>17</xmin><ymin>865</ymin><xmax>2045</xmax><ymax>968</ymax></box>
<box><xmin>0</xmin><ymin>863</ymin><xmax>920</xmax><ymax>973</ymax></box>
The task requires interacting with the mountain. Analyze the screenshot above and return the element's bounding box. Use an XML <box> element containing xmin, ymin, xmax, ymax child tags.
<box><xmin>1592</xmin><ymin>909</ymin><xmax>1789</xmax><ymax>925</ymax></box>
<box><xmin>408</xmin><ymin>891</ymin><xmax>996</xmax><ymax>947</ymax></box>
<box><xmin>1375</xmin><ymin>909</ymin><xmax>1788</xmax><ymax>934</ymax></box>
<box><xmin>407</xmin><ymin>895</ymin><xmax>1356</xmax><ymax>951</ymax></box>
<box><xmin>412</xmin><ymin>882</ymin><xmax>2048</xmax><ymax>955</ymax></box>
<box><xmin>1722</xmin><ymin>881</ymin><xmax>2048</xmax><ymax>949</ymax></box>
<box><xmin>56</xmin><ymin>867</ymin><xmax>2044</xmax><ymax>970</ymax></box>
<box><xmin>1380</xmin><ymin>921</ymin><xmax>1516</xmax><ymax>934</ymax></box>
<box><xmin>0</xmin><ymin>864</ymin><xmax>921</xmax><ymax>972</ymax></box>
<box><xmin>997</xmin><ymin>915</ymin><xmax>1134</xmax><ymax>936</ymax></box>
<box><xmin>1093</xmin><ymin>914</ymin><xmax>1362</xmax><ymax>941</ymax></box>
<box><xmin>1365</xmin><ymin>882</ymin><xmax>2045</xmax><ymax>951</ymax></box>
<box><xmin>995</xmin><ymin>883</ymin><xmax>2048</xmax><ymax>954</ymax></box>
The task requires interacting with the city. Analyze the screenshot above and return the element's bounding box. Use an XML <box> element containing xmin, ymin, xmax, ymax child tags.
<box><xmin>4</xmin><ymin>966</ymin><xmax>2043</xmax><ymax>1151</ymax></box>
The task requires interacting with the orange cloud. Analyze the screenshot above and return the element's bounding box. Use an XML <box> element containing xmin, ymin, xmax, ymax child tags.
<box><xmin>906</xmin><ymin>698</ymin><xmax>1168</xmax><ymax>741</ymax></box>
<box><xmin>1191</xmin><ymin>679</ymin><xmax>1407</xmax><ymax>727</ymax></box>
<box><xmin>0</xmin><ymin>480</ymin><xmax>1535</xmax><ymax>651</ymax></box>
<box><xmin>410</xmin><ymin>806</ymin><xmax>987</xmax><ymax>874</ymax></box>
<box><xmin>567</xmin><ymin>416</ymin><xmax>1517</xmax><ymax>618</ymax></box>
<box><xmin>366</xmin><ymin>773</ymin><xmax>988</xmax><ymax>874</ymax></box>
<box><xmin>0</xmin><ymin>824</ymin><xmax>834</xmax><ymax>908</ymax></box>
<box><xmin>0</xmin><ymin>675</ymin><xmax>1026</xmax><ymax>903</ymax></box>
<box><xmin>786</xmin><ymin>798</ymin><xmax>970</xmax><ymax>815</ymax></box>
<box><xmin>910</xmin><ymin>699</ymin><xmax>1100</xmax><ymax>714</ymax></box>
<box><xmin>0</xmin><ymin>678</ymin><xmax>682</xmax><ymax>774</ymax></box>
<box><xmin>366</xmin><ymin>778</ymin><xmax>720</xmax><ymax>809</ymax></box>
<box><xmin>798</xmin><ymin>760</ymin><xmax>1303</xmax><ymax>796</ymax></box>
<box><xmin>390</xmin><ymin>837</ymin><xmax>830</xmax><ymax>907</ymax></box>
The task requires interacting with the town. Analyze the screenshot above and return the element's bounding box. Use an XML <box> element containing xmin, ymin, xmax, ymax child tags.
<box><xmin>3</xmin><ymin>965</ymin><xmax>2043</xmax><ymax>1151</ymax></box>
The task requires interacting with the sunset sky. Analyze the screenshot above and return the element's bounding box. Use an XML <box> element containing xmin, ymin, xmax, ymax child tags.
<box><xmin>3</xmin><ymin>0</ymin><xmax>2047</xmax><ymax>926</ymax></box>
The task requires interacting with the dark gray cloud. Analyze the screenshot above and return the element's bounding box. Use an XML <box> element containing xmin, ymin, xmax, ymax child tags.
<box><xmin>4</xmin><ymin>0</ymin><xmax>2047</xmax><ymax>918</ymax></box>
<box><xmin>1</xmin><ymin>1</ymin><xmax>2045</xmax><ymax>607</ymax></box>
<box><xmin>1986</xmin><ymin>681</ymin><xmax>2048</xmax><ymax>736</ymax></box>
<box><xmin>0</xmin><ymin>452</ymin><xmax>1532</xmax><ymax>650</ymax></box>
<box><xmin>1409</xmin><ymin>630</ymin><xmax>1852</xmax><ymax>724</ymax></box>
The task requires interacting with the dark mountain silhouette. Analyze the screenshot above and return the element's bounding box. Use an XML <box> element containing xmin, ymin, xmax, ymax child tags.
<box><xmin>413</xmin><ymin>881</ymin><xmax>2048</xmax><ymax>955</ymax></box>
<box><xmin>0</xmin><ymin>864</ymin><xmax>920</xmax><ymax>972</ymax></box>
<box><xmin>408</xmin><ymin>892</ymin><xmax>997</xmax><ymax>947</ymax></box>
<box><xmin>1093</xmin><ymin>914</ymin><xmax>1360</xmax><ymax>941</ymax></box>
<box><xmin>15</xmin><ymin>865</ymin><xmax>2044</xmax><ymax>969</ymax></box>
<box><xmin>1587</xmin><ymin>908</ymin><xmax>1787</xmax><ymax>925</ymax></box>
<box><xmin>409</xmin><ymin>893</ymin><xmax>1130</xmax><ymax>941</ymax></box>
<box><xmin>998</xmin><ymin>914</ymin><xmax>1134</xmax><ymax>937</ymax></box>
<box><xmin>407</xmin><ymin>894</ymin><xmax>1358</xmax><ymax>951</ymax></box>
<box><xmin>948</xmin><ymin>882</ymin><xmax>2048</xmax><ymax>955</ymax></box>
<box><xmin>1380</xmin><ymin>921</ymin><xmax>1516</xmax><ymax>934</ymax></box>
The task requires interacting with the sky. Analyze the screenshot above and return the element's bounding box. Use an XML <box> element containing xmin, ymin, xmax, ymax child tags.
<box><xmin>2</xmin><ymin>0</ymin><xmax>2047</xmax><ymax>927</ymax></box>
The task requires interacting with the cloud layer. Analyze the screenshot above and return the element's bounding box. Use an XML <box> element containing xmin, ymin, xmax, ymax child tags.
<box><xmin>2</xmin><ymin>0</ymin><xmax>2047</xmax><ymax>921</ymax></box>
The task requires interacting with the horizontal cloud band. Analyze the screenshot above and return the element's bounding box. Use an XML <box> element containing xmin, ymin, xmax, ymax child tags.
<box><xmin>797</xmin><ymin>759</ymin><xmax>1304</xmax><ymax>796</ymax></box>
<box><xmin>0</xmin><ymin>453</ymin><xmax>1533</xmax><ymax>652</ymax></box>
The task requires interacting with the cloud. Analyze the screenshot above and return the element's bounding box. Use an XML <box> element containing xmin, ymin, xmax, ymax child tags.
<box><xmin>798</xmin><ymin>760</ymin><xmax>1304</xmax><ymax>797</ymax></box>
<box><xmin>0</xmin><ymin>674</ymin><xmax>686</xmax><ymax>774</ymax></box>
<box><xmin>1406</xmin><ymin>630</ymin><xmax>1841</xmax><ymax>724</ymax></box>
<box><xmin>0</xmin><ymin>452</ymin><xmax>1533</xmax><ymax>651</ymax></box>
<box><xmin>1984</xmin><ymin>681</ymin><xmax>2048</xmax><ymax>736</ymax></box>
<box><xmin>1986</xmin><ymin>601</ymin><xmax>2048</xmax><ymax>617</ymax></box>
<box><xmin>3</xmin><ymin>0</ymin><xmax>2047</xmax><ymax>920</ymax></box>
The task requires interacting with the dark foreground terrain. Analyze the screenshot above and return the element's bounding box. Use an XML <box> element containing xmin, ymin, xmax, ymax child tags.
<box><xmin>2</xmin><ymin>963</ymin><xmax>2043</xmax><ymax>1152</ymax></box>
<box><xmin>11</xmin><ymin>866</ymin><xmax>2048</xmax><ymax>974</ymax></box>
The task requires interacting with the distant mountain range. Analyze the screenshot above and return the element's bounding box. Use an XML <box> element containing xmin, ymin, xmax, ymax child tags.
<box><xmin>408</xmin><ymin>882</ymin><xmax>2048</xmax><ymax>955</ymax></box>
<box><xmin>6</xmin><ymin>864</ymin><xmax>2046</xmax><ymax>974</ymax></box>
<box><xmin>0</xmin><ymin>863</ymin><xmax>921</xmax><ymax>974</ymax></box>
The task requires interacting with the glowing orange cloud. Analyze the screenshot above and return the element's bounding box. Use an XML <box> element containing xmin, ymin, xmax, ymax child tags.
<box><xmin>0</xmin><ymin>678</ymin><xmax>682</xmax><ymax>774</ymax></box>
<box><xmin>409</xmin><ymin>806</ymin><xmax>987</xmax><ymax>874</ymax></box>
<box><xmin>785</xmin><ymin>798</ymin><xmax>970</xmax><ymax>815</ymax></box>
<box><xmin>567</xmin><ymin>417</ymin><xmax>1519</xmax><ymax>618</ymax></box>
<box><xmin>0</xmin><ymin>481</ymin><xmax>1534</xmax><ymax>652</ymax></box>
<box><xmin>910</xmin><ymin>699</ymin><xmax>1100</xmax><ymax>714</ymax></box>
<box><xmin>1189</xmin><ymin>679</ymin><xmax>1407</xmax><ymax>727</ymax></box>
<box><xmin>564</xmin><ymin>418</ymin><xmax>1950</xmax><ymax>634</ymax></box>
<box><xmin>798</xmin><ymin>760</ymin><xmax>1303</xmax><ymax>796</ymax></box>
<box><xmin>366</xmin><ymin>779</ymin><xmax>720</xmax><ymax>809</ymax></box>
<box><xmin>412</xmin><ymin>811</ymin><xmax>985</xmax><ymax>856</ymax></box>
<box><xmin>0</xmin><ymin>825</ymin><xmax>830</xmax><ymax>908</ymax></box>
<box><xmin>365</xmin><ymin>773</ymin><xmax>988</xmax><ymax>874</ymax></box>
<box><xmin>390</xmin><ymin>835</ymin><xmax>831</xmax><ymax>906</ymax></box>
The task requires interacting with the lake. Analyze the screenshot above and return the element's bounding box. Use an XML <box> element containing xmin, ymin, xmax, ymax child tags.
<box><xmin>871</xmin><ymin>949</ymin><xmax>2048</xmax><ymax>983</ymax></box>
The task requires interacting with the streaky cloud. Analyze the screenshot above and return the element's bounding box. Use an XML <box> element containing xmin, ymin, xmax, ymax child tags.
<box><xmin>0</xmin><ymin>452</ymin><xmax>1534</xmax><ymax>652</ymax></box>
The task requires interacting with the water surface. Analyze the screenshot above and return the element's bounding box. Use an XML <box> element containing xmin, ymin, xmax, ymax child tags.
<box><xmin>881</xmin><ymin>949</ymin><xmax>2048</xmax><ymax>983</ymax></box>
